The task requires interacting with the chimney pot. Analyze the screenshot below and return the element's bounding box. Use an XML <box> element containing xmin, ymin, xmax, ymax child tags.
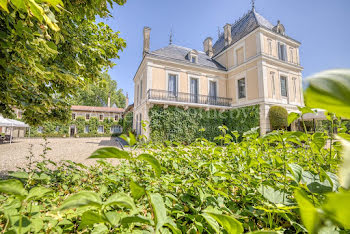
<box><xmin>203</xmin><ymin>37</ymin><xmax>213</xmax><ymax>57</ymax></box>
<box><xmin>143</xmin><ymin>26</ymin><xmax>151</xmax><ymax>57</ymax></box>
<box><xmin>224</xmin><ymin>23</ymin><xmax>232</xmax><ymax>46</ymax></box>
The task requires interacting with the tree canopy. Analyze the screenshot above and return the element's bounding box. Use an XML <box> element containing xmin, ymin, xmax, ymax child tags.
<box><xmin>0</xmin><ymin>0</ymin><xmax>127</xmax><ymax>126</ymax></box>
<box><xmin>72</xmin><ymin>72</ymin><xmax>126</xmax><ymax>108</ymax></box>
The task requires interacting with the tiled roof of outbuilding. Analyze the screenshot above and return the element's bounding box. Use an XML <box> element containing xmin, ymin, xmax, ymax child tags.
<box><xmin>148</xmin><ymin>44</ymin><xmax>226</xmax><ymax>71</ymax></box>
<box><xmin>71</xmin><ymin>105</ymin><xmax>124</xmax><ymax>113</ymax></box>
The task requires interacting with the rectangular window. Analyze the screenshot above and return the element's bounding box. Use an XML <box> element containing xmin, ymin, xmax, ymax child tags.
<box><xmin>55</xmin><ymin>126</ymin><xmax>60</xmax><ymax>132</ymax></box>
<box><xmin>98</xmin><ymin>126</ymin><xmax>104</xmax><ymax>134</ymax></box>
<box><xmin>72</xmin><ymin>113</ymin><xmax>76</xmax><ymax>120</ymax></box>
<box><xmin>278</xmin><ymin>42</ymin><xmax>287</xmax><ymax>61</ymax></box>
<box><xmin>191</xmin><ymin>56</ymin><xmax>197</xmax><ymax>63</ymax></box>
<box><xmin>17</xmin><ymin>111</ymin><xmax>23</xmax><ymax>119</ymax></box>
<box><xmin>136</xmin><ymin>85</ymin><xmax>140</xmax><ymax>105</ymax></box>
<box><xmin>38</xmin><ymin>126</ymin><xmax>43</xmax><ymax>133</ymax></box>
<box><xmin>86</xmin><ymin>114</ymin><xmax>90</xmax><ymax>120</ymax></box>
<box><xmin>99</xmin><ymin>114</ymin><xmax>104</xmax><ymax>121</ymax></box>
<box><xmin>85</xmin><ymin>125</ymin><xmax>89</xmax><ymax>133</ymax></box>
<box><xmin>114</xmin><ymin>115</ymin><xmax>119</xmax><ymax>121</ymax></box>
<box><xmin>236</xmin><ymin>47</ymin><xmax>244</xmax><ymax>65</ymax></box>
<box><xmin>190</xmin><ymin>78</ymin><xmax>199</xmax><ymax>103</ymax></box>
<box><xmin>238</xmin><ymin>78</ymin><xmax>246</xmax><ymax>99</ymax></box>
<box><xmin>139</xmin><ymin>114</ymin><xmax>142</xmax><ymax>135</ymax></box>
<box><xmin>168</xmin><ymin>74</ymin><xmax>177</xmax><ymax>96</ymax></box>
<box><xmin>111</xmin><ymin>126</ymin><xmax>121</xmax><ymax>134</ymax></box>
<box><xmin>280</xmin><ymin>76</ymin><xmax>288</xmax><ymax>97</ymax></box>
<box><xmin>209</xmin><ymin>81</ymin><xmax>217</xmax><ymax>98</ymax></box>
<box><xmin>271</xmin><ymin>72</ymin><xmax>276</xmax><ymax>96</ymax></box>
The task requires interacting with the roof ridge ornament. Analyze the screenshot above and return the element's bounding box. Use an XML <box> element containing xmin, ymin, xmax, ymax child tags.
<box><xmin>169</xmin><ymin>27</ymin><xmax>173</xmax><ymax>45</ymax></box>
<box><xmin>251</xmin><ymin>0</ymin><xmax>255</xmax><ymax>10</ymax></box>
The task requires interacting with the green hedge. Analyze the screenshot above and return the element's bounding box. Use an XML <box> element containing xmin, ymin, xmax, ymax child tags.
<box><xmin>149</xmin><ymin>105</ymin><xmax>260</xmax><ymax>143</ymax></box>
<box><xmin>27</xmin><ymin>117</ymin><xmax>122</xmax><ymax>137</ymax></box>
<box><xmin>268</xmin><ymin>106</ymin><xmax>288</xmax><ymax>130</ymax></box>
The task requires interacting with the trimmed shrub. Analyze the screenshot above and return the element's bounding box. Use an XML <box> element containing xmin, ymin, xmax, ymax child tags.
<box><xmin>269</xmin><ymin>106</ymin><xmax>288</xmax><ymax>130</ymax></box>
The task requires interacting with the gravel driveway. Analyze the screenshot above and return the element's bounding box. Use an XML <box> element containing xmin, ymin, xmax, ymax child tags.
<box><xmin>0</xmin><ymin>137</ymin><xmax>124</xmax><ymax>174</ymax></box>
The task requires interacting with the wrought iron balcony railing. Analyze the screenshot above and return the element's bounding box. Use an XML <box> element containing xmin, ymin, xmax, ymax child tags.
<box><xmin>147</xmin><ymin>89</ymin><xmax>232</xmax><ymax>107</ymax></box>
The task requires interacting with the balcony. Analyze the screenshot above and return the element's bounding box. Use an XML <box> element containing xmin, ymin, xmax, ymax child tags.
<box><xmin>147</xmin><ymin>89</ymin><xmax>232</xmax><ymax>107</ymax></box>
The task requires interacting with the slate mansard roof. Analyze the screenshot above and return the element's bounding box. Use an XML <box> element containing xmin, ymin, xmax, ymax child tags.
<box><xmin>146</xmin><ymin>9</ymin><xmax>299</xmax><ymax>71</ymax></box>
<box><xmin>149</xmin><ymin>44</ymin><xmax>226</xmax><ymax>71</ymax></box>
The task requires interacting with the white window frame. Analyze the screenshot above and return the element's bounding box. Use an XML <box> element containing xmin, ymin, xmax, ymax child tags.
<box><xmin>166</xmin><ymin>70</ymin><xmax>179</xmax><ymax>95</ymax></box>
<box><xmin>98</xmin><ymin>125</ymin><xmax>104</xmax><ymax>134</ymax></box>
<box><xmin>207</xmin><ymin>78</ymin><xmax>218</xmax><ymax>98</ymax></box>
<box><xmin>99</xmin><ymin>114</ymin><xmax>104</xmax><ymax>121</ymax></box>
<box><xmin>114</xmin><ymin>114</ymin><xmax>119</xmax><ymax>121</ymax></box>
<box><xmin>292</xmin><ymin>77</ymin><xmax>297</xmax><ymax>101</ymax></box>
<box><xmin>235</xmin><ymin>72</ymin><xmax>248</xmax><ymax>103</ymax></box>
<box><xmin>289</xmin><ymin>47</ymin><xmax>294</xmax><ymax>63</ymax></box>
<box><xmin>237</xmin><ymin>78</ymin><xmax>246</xmax><ymax>99</ymax></box>
<box><xmin>72</xmin><ymin>113</ymin><xmax>76</xmax><ymax>120</ymax></box>
<box><xmin>188</xmin><ymin>75</ymin><xmax>200</xmax><ymax>103</ymax></box>
<box><xmin>85</xmin><ymin>125</ymin><xmax>89</xmax><ymax>133</ymax></box>
<box><xmin>280</xmin><ymin>75</ymin><xmax>288</xmax><ymax>98</ymax></box>
<box><xmin>277</xmin><ymin>41</ymin><xmax>287</xmax><ymax>62</ymax></box>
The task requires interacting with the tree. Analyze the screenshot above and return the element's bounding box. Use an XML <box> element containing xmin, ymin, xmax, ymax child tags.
<box><xmin>72</xmin><ymin>72</ymin><xmax>126</xmax><ymax>108</ymax></box>
<box><xmin>0</xmin><ymin>0</ymin><xmax>127</xmax><ymax>126</ymax></box>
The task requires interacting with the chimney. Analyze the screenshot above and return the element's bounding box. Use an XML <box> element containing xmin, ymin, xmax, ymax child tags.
<box><xmin>224</xmin><ymin>23</ymin><xmax>232</xmax><ymax>46</ymax></box>
<box><xmin>107</xmin><ymin>94</ymin><xmax>111</xmax><ymax>108</ymax></box>
<box><xmin>143</xmin><ymin>26</ymin><xmax>151</xmax><ymax>57</ymax></box>
<box><xmin>203</xmin><ymin>37</ymin><xmax>213</xmax><ymax>57</ymax></box>
<box><xmin>125</xmin><ymin>92</ymin><xmax>129</xmax><ymax>109</ymax></box>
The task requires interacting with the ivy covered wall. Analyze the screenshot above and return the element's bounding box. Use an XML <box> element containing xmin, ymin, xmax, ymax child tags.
<box><xmin>149</xmin><ymin>105</ymin><xmax>260</xmax><ymax>143</ymax></box>
<box><xmin>27</xmin><ymin>117</ymin><xmax>122</xmax><ymax>137</ymax></box>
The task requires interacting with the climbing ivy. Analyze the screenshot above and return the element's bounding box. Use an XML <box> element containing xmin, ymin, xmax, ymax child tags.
<box><xmin>27</xmin><ymin>117</ymin><xmax>122</xmax><ymax>137</ymax></box>
<box><xmin>149</xmin><ymin>105</ymin><xmax>260</xmax><ymax>143</ymax></box>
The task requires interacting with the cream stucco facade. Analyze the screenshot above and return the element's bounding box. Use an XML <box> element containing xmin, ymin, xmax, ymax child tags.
<box><xmin>133</xmin><ymin>8</ymin><xmax>304</xmax><ymax>138</ymax></box>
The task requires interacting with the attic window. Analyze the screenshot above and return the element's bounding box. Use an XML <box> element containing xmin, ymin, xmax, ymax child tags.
<box><xmin>191</xmin><ymin>55</ymin><xmax>197</xmax><ymax>63</ymax></box>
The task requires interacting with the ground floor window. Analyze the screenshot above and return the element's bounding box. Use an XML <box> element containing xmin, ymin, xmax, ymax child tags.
<box><xmin>111</xmin><ymin>125</ymin><xmax>122</xmax><ymax>134</ymax></box>
<box><xmin>38</xmin><ymin>126</ymin><xmax>43</xmax><ymax>133</ymax></box>
<box><xmin>55</xmin><ymin>126</ymin><xmax>60</xmax><ymax>132</ymax></box>
<box><xmin>85</xmin><ymin>125</ymin><xmax>89</xmax><ymax>133</ymax></box>
<box><xmin>98</xmin><ymin>126</ymin><xmax>104</xmax><ymax>134</ymax></box>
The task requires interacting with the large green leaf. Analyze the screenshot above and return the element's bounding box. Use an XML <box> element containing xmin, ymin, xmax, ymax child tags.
<box><xmin>149</xmin><ymin>193</ymin><xmax>167</xmax><ymax>231</ymax></box>
<box><xmin>311</xmin><ymin>132</ymin><xmax>326</xmax><ymax>153</ymax></box>
<box><xmin>0</xmin><ymin>0</ymin><xmax>9</xmax><ymax>12</ymax></box>
<box><xmin>257</xmin><ymin>185</ymin><xmax>292</xmax><ymax>205</ymax></box>
<box><xmin>304</xmin><ymin>69</ymin><xmax>350</xmax><ymax>118</ymax></box>
<box><xmin>201</xmin><ymin>213</ymin><xmax>220</xmax><ymax>233</ymax></box>
<box><xmin>130</xmin><ymin>180</ymin><xmax>146</xmax><ymax>200</ymax></box>
<box><xmin>80</xmin><ymin>211</ymin><xmax>107</xmax><ymax>228</ymax></box>
<box><xmin>89</xmin><ymin>147</ymin><xmax>131</xmax><ymax>160</ymax></box>
<box><xmin>205</xmin><ymin>212</ymin><xmax>243</xmax><ymax>234</ymax></box>
<box><xmin>322</xmin><ymin>192</ymin><xmax>350</xmax><ymax>229</ymax></box>
<box><xmin>27</xmin><ymin>186</ymin><xmax>52</xmax><ymax>200</ymax></box>
<box><xmin>121</xmin><ymin>215</ymin><xmax>153</xmax><ymax>226</ymax></box>
<box><xmin>59</xmin><ymin>191</ymin><xmax>102</xmax><ymax>210</ymax></box>
<box><xmin>294</xmin><ymin>190</ymin><xmax>320</xmax><ymax>234</ymax></box>
<box><xmin>0</xmin><ymin>179</ymin><xmax>27</xmax><ymax>196</ymax></box>
<box><xmin>137</xmin><ymin>154</ymin><xmax>162</xmax><ymax>177</ymax></box>
<box><xmin>104</xmin><ymin>192</ymin><xmax>136</xmax><ymax>210</ymax></box>
<box><xmin>288</xmin><ymin>112</ymin><xmax>300</xmax><ymax>126</ymax></box>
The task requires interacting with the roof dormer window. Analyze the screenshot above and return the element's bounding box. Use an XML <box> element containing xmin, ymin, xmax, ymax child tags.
<box><xmin>187</xmin><ymin>50</ymin><xmax>198</xmax><ymax>64</ymax></box>
<box><xmin>191</xmin><ymin>55</ymin><xmax>197</xmax><ymax>63</ymax></box>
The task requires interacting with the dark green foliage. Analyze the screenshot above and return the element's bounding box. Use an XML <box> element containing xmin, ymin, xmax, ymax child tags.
<box><xmin>121</xmin><ymin>112</ymin><xmax>133</xmax><ymax>134</ymax></box>
<box><xmin>269</xmin><ymin>106</ymin><xmax>288</xmax><ymax>130</ymax></box>
<box><xmin>27</xmin><ymin>117</ymin><xmax>121</xmax><ymax>137</ymax></box>
<box><xmin>149</xmin><ymin>105</ymin><xmax>260</xmax><ymax>143</ymax></box>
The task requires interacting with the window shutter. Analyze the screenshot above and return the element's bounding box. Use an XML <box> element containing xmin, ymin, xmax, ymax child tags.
<box><xmin>284</xmin><ymin>45</ymin><xmax>288</xmax><ymax>62</ymax></box>
<box><xmin>277</xmin><ymin>42</ymin><xmax>281</xmax><ymax>60</ymax></box>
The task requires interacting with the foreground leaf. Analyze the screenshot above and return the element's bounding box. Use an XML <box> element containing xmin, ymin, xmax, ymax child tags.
<box><xmin>130</xmin><ymin>180</ymin><xmax>146</xmax><ymax>200</ymax></box>
<box><xmin>149</xmin><ymin>193</ymin><xmax>167</xmax><ymax>231</ymax></box>
<box><xmin>89</xmin><ymin>147</ymin><xmax>131</xmax><ymax>160</ymax></box>
<box><xmin>322</xmin><ymin>192</ymin><xmax>350</xmax><ymax>229</ymax></box>
<box><xmin>304</xmin><ymin>69</ymin><xmax>350</xmax><ymax>118</ymax></box>
<box><xmin>294</xmin><ymin>189</ymin><xmax>320</xmax><ymax>234</ymax></box>
<box><xmin>0</xmin><ymin>179</ymin><xmax>27</xmax><ymax>196</ymax></box>
<box><xmin>338</xmin><ymin>138</ymin><xmax>350</xmax><ymax>189</ymax></box>
<box><xmin>59</xmin><ymin>191</ymin><xmax>102</xmax><ymax>210</ymax></box>
<box><xmin>205</xmin><ymin>212</ymin><xmax>243</xmax><ymax>234</ymax></box>
<box><xmin>104</xmin><ymin>192</ymin><xmax>136</xmax><ymax>210</ymax></box>
<box><xmin>137</xmin><ymin>154</ymin><xmax>162</xmax><ymax>177</ymax></box>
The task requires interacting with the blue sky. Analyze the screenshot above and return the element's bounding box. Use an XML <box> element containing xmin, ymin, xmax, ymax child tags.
<box><xmin>101</xmin><ymin>0</ymin><xmax>350</xmax><ymax>102</ymax></box>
